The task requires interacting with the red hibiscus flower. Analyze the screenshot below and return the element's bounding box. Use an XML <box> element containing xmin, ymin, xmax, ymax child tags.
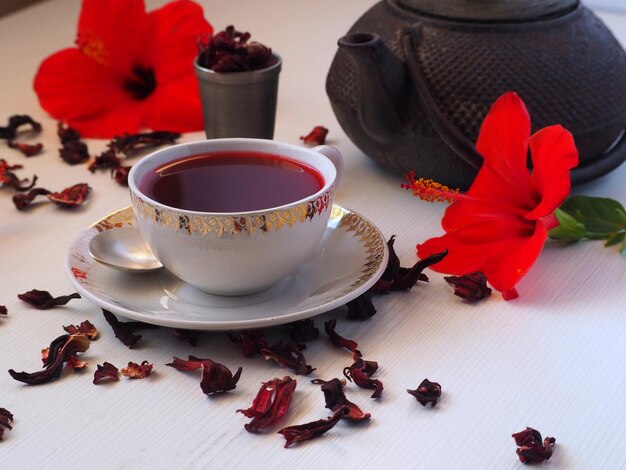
<box><xmin>406</xmin><ymin>92</ymin><xmax>578</xmax><ymax>300</ymax></box>
<box><xmin>33</xmin><ymin>0</ymin><xmax>212</xmax><ymax>138</ymax></box>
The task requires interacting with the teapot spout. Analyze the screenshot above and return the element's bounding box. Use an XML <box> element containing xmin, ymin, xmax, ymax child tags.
<box><xmin>336</xmin><ymin>33</ymin><xmax>406</xmax><ymax>143</ymax></box>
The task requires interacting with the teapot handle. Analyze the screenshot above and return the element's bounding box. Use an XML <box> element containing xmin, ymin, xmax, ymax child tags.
<box><xmin>402</xmin><ymin>25</ymin><xmax>483</xmax><ymax>171</ymax></box>
<box><xmin>568</xmin><ymin>130</ymin><xmax>626</xmax><ymax>184</ymax></box>
<box><xmin>402</xmin><ymin>24</ymin><xmax>626</xmax><ymax>184</ymax></box>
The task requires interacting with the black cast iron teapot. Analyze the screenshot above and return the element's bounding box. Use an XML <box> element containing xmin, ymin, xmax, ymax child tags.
<box><xmin>326</xmin><ymin>0</ymin><xmax>626</xmax><ymax>189</ymax></box>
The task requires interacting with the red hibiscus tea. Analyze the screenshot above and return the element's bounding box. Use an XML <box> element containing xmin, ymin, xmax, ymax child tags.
<box><xmin>139</xmin><ymin>151</ymin><xmax>324</xmax><ymax>212</ymax></box>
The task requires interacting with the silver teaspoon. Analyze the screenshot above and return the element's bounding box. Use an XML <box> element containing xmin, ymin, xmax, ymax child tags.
<box><xmin>88</xmin><ymin>227</ymin><xmax>163</xmax><ymax>272</ymax></box>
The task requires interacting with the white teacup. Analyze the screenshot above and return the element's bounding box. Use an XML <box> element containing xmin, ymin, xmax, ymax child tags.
<box><xmin>128</xmin><ymin>139</ymin><xmax>343</xmax><ymax>295</ymax></box>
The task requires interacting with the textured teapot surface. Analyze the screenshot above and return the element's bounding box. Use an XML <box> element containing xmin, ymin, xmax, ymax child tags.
<box><xmin>397</xmin><ymin>0</ymin><xmax>578</xmax><ymax>21</ymax></box>
<box><xmin>326</xmin><ymin>0</ymin><xmax>626</xmax><ymax>189</ymax></box>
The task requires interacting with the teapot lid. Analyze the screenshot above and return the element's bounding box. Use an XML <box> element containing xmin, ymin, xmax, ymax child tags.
<box><xmin>397</xmin><ymin>0</ymin><xmax>579</xmax><ymax>22</ymax></box>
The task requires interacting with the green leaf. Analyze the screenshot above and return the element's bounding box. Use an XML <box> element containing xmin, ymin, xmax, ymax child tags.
<box><xmin>548</xmin><ymin>208</ymin><xmax>586</xmax><ymax>241</ymax></box>
<box><xmin>558</xmin><ymin>195</ymin><xmax>626</xmax><ymax>238</ymax></box>
<box><xmin>604</xmin><ymin>231</ymin><xmax>625</xmax><ymax>247</ymax></box>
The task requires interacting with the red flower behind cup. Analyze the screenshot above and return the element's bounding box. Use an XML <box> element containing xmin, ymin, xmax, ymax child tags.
<box><xmin>33</xmin><ymin>0</ymin><xmax>212</xmax><ymax>138</ymax></box>
<box><xmin>407</xmin><ymin>92</ymin><xmax>579</xmax><ymax>300</ymax></box>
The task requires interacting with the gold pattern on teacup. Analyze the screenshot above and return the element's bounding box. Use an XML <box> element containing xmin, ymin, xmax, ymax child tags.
<box><xmin>130</xmin><ymin>190</ymin><xmax>332</xmax><ymax>238</ymax></box>
<box><xmin>79</xmin><ymin>204</ymin><xmax>387</xmax><ymax>300</ymax></box>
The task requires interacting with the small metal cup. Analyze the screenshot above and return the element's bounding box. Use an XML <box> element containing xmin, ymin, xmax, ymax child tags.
<box><xmin>194</xmin><ymin>54</ymin><xmax>282</xmax><ymax>139</ymax></box>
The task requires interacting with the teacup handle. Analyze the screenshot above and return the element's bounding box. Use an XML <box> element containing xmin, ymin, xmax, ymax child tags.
<box><xmin>313</xmin><ymin>145</ymin><xmax>344</xmax><ymax>187</ymax></box>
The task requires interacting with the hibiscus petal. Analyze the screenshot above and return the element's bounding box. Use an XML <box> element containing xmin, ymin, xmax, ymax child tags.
<box><xmin>475</xmin><ymin>92</ymin><xmax>531</xmax><ymax>183</ymax></box>
<box><xmin>138</xmin><ymin>0</ymin><xmax>210</xmax><ymax>132</ymax></box>
<box><xmin>76</xmin><ymin>0</ymin><xmax>148</xmax><ymax>74</ymax></box>
<box><xmin>472</xmin><ymin>92</ymin><xmax>536</xmax><ymax>210</ymax></box>
<box><xmin>481</xmin><ymin>222</ymin><xmax>548</xmax><ymax>294</ymax></box>
<box><xmin>146</xmin><ymin>0</ymin><xmax>212</xmax><ymax>81</ymax></box>
<box><xmin>446</xmin><ymin>215</ymin><xmax>535</xmax><ymax>245</ymax></box>
<box><xmin>441</xmin><ymin>200</ymin><xmax>533</xmax><ymax>241</ymax></box>
<box><xmin>144</xmin><ymin>75</ymin><xmax>204</xmax><ymax>132</ymax></box>
<box><xmin>34</xmin><ymin>49</ymin><xmax>143</xmax><ymax>137</ymax></box>
<box><xmin>525</xmin><ymin>125</ymin><xmax>579</xmax><ymax>220</ymax></box>
<box><xmin>417</xmin><ymin>235</ymin><xmax>485</xmax><ymax>276</ymax></box>
<box><xmin>418</xmin><ymin>220</ymin><xmax>548</xmax><ymax>296</ymax></box>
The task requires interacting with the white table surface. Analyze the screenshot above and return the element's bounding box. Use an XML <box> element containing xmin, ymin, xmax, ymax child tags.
<box><xmin>1</xmin><ymin>1</ymin><xmax>625</xmax><ymax>468</ymax></box>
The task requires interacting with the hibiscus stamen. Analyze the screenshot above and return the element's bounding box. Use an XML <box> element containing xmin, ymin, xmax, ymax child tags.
<box><xmin>401</xmin><ymin>172</ymin><xmax>460</xmax><ymax>203</ymax></box>
<box><xmin>123</xmin><ymin>66</ymin><xmax>157</xmax><ymax>101</ymax></box>
<box><xmin>77</xmin><ymin>33</ymin><xmax>109</xmax><ymax>66</ymax></box>
<box><xmin>403</xmin><ymin>171</ymin><xmax>533</xmax><ymax>219</ymax></box>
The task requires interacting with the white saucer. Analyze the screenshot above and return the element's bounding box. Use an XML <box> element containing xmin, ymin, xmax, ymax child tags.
<box><xmin>66</xmin><ymin>205</ymin><xmax>388</xmax><ymax>330</ymax></box>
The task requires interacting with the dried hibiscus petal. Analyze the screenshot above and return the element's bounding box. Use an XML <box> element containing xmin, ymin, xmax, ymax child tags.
<box><xmin>12</xmin><ymin>187</ymin><xmax>51</xmax><ymax>211</ymax></box>
<box><xmin>289</xmin><ymin>319</ymin><xmax>319</xmax><ymax>343</ymax></box>
<box><xmin>66</xmin><ymin>354</ymin><xmax>87</xmax><ymax>371</ymax></box>
<box><xmin>63</xmin><ymin>320</ymin><xmax>98</xmax><ymax>340</ymax></box>
<box><xmin>0</xmin><ymin>159</ymin><xmax>21</xmax><ymax>172</ymax></box>
<box><xmin>0</xmin><ymin>408</ymin><xmax>14</xmax><ymax>441</ymax></box>
<box><xmin>40</xmin><ymin>334</ymin><xmax>68</xmax><ymax>367</ymax></box>
<box><xmin>9</xmin><ymin>333</ymin><xmax>90</xmax><ymax>385</ymax></box>
<box><xmin>211</xmin><ymin>54</ymin><xmax>248</xmax><ymax>72</ymax></box>
<box><xmin>300</xmin><ymin>126</ymin><xmax>328</xmax><ymax>146</ymax></box>
<box><xmin>311</xmin><ymin>378</ymin><xmax>370</xmax><ymax>421</ymax></box>
<box><xmin>383</xmin><ymin>236</ymin><xmax>402</xmax><ymax>276</ymax></box>
<box><xmin>229</xmin><ymin>330</ymin><xmax>269</xmax><ymax>357</ymax></box>
<box><xmin>371</xmin><ymin>236</ymin><xmax>447</xmax><ymax>293</ymax></box>
<box><xmin>112</xmin><ymin>165</ymin><xmax>131</xmax><ymax>186</ymax></box>
<box><xmin>346</xmin><ymin>291</ymin><xmax>377</xmax><ymax>321</ymax></box>
<box><xmin>60</xmin><ymin>140</ymin><xmax>89</xmax><ymax>165</ymax></box>
<box><xmin>88</xmin><ymin>149</ymin><xmax>120</xmax><ymax>173</ymax></box>
<box><xmin>391</xmin><ymin>250</ymin><xmax>448</xmax><ymax>290</ymax></box>
<box><xmin>3</xmin><ymin>173</ymin><xmax>38</xmax><ymax>191</ymax></box>
<box><xmin>40</xmin><ymin>348</ymin><xmax>49</xmax><ymax>365</ymax></box>
<box><xmin>2</xmin><ymin>173</ymin><xmax>38</xmax><ymax>191</ymax></box>
<box><xmin>407</xmin><ymin>379</ymin><xmax>441</xmax><ymax>407</ymax></box>
<box><xmin>0</xmin><ymin>161</ymin><xmax>37</xmax><ymax>191</ymax></box>
<box><xmin>93</xmin><ymin>362</ymin><xmax>119</xmax><ymax>385</ymax></box>
<box><xmin>364</xmin><ymin>235</ymin><xmax>403</xmax><ymax>295</ymax></box>
<box><xmin>47</xmin><ymin>183</ymin><xmax>91</xmax><ymax>207</ymax></box>
<box><xmin>10</xmin><ymin>115</ymin><xmax>42</xmax><ymax>133</ymax></box>
<box><xmin>167</xmin><ymin>356</ymin><xmax>242</xmax><ymax>394</ymax></box>
<box><xmin>278</xmin><ymin>406</ymin><xmax>348</xmax><ymax>448</ymax></box>
<box><xmin>102</xmin><ymin>309</ymin><xmax>158</xmax><ymax>348</ymax></box>
<box><xmin>172</xmin><ymin>328</ymin><xmax>201</xmax><ymax>346</ymax></box>
<box><xmin>57</xmin><ymin>122</ymin><xmax>81</xmax><ymax>144</ymax></box>
<box><xmin>324</xmin><ymin>319</ymin><xmax>362</xmax><ymax>359</ymax></box>
<box><xmin>41</xmin><ymin>337</ymin><xmax>87</xmax><ymax>373</ymax></box>
<box><xmin>109</xmin><ymin>131</ymin><xmax>180</xmax><ymax>155</ymax></box>
<box><xmin>237</xmin><ymin>376</ymin><xmax>297</xmax><ymax>432</ymax></box>
<box><xmin>0</xmin><ymin>115</ymin><xmax>41</xmax><ymax>140</ymax></box>
<box><xmin>343</xmin><ymin>358</ymin><xmax>383</xmax><ymax>399</ymax></box>
<box><xmin>444</xmin><ymin>272</ymin><xmax>492</xmax><ymax>302</ymax></box>
<box><xmin>8</xmin><ymin>141</ymin><xmax>43</xmax><ymax>157</ymax></box>
<box><xmin>261</xmin><ymin>341</ymin><xmax>315</xmax><ymax>375</ymax></box>
<box><xmin>197</xmin><ymin>25</ymin><xmax>273</xmax><ymax>72</ymax></box>
<box><xmin>512</xmin><ymin>427</ymin><xmax>556</xmax><ymax>464</ymax></box>
<box><xmin>120</xmin><ymin>361</ymin><xmax>153</xmax><ymax>379</ymax></box>
<box><xmin>245</xmin><ymin>41</ymin><xmax>273</xmax><ymax>68</ymax></box>
<box><xmin>17</xmin><ymin>289</ymin><xmax>80</xmax><ymax>309</ymax></box>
